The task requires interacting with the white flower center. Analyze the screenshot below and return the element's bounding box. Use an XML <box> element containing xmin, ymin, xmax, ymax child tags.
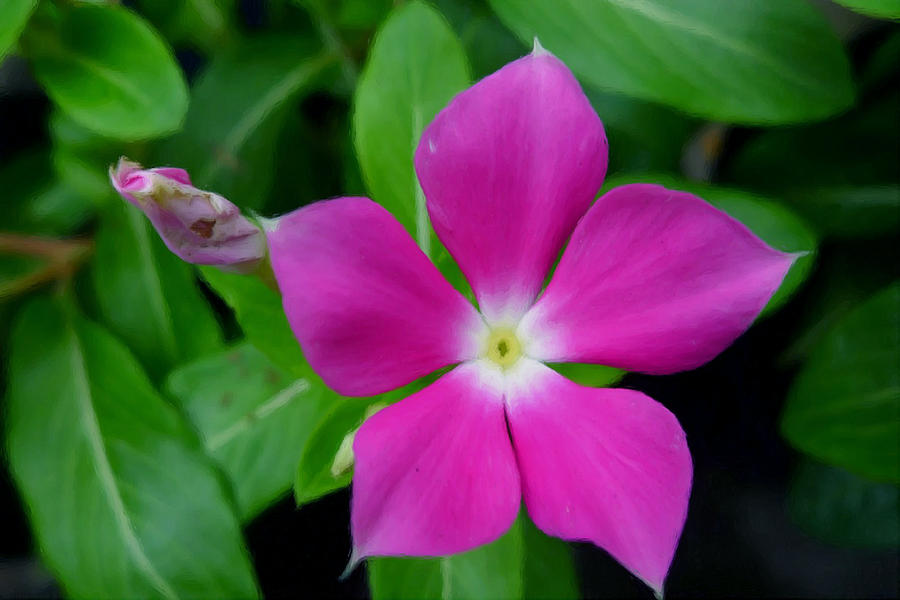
<box><xmin>482</xmin><ymin>326</ymin><xmax>523</xmax><ymax>369</ymax></box>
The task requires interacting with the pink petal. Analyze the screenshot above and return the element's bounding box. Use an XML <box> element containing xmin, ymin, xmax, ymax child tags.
<box><xmin>151</xmin><ymin>166</ymin><xmax>191</xmax><ymax>185</ymax></box>
<box><xmin>506</xmin><ymin>361</ymin><xmax>692</xmax><ymax>594</ymax></box>
<box><xmin>521</xmin><ymin>184</ymin><xmax>796</xmax><ymax>373</ymax></box>
<box><xmin>415</xmin><ymin>50</ymin><xmax>608</xmax><ymax>323</ymax></box>
<box><xmin>351</xmin><ymin>363</ymin><xmax>520</xmax><ymax>559</ymax></box>
<box><xmin>267</xmin><ymin>198</ymin><xmax>485</xmax><ymax>396</ymax></box>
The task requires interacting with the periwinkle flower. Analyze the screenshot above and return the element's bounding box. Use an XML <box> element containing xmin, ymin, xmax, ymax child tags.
<box><xmin>110</xmin><ymin>158</ymin><xmax>266</xmax><ymax>273</ymax></box>
<box><xmin>264</xmin><ymin>48</ymin><xmax>795</xmax><ymax>594</ymax></box>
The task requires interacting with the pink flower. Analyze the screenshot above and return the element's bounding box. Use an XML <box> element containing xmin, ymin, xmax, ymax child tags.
<box><xmin>266</xmin><ymin>49</ymin><xmax>795</xmax><ymax>594</ymax></box>
<box><xmin>110</xmin><ymin>158</ymin><xmax>266</xmax><ymax>273</ymax></box>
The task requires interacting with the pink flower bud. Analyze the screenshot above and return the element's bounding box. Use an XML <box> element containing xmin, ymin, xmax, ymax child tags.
<box><xmin>110</xmin><ymin>157</ymin><xmax>266</xmax><ymax>273</ymax></box>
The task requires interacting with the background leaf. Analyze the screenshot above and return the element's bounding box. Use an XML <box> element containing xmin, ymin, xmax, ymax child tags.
<box><xmin>0</xmin><ymin>151</ymin><xmax>93</xmax><ymax>235</ymax></box>
<box><xmin>23</xmin><ymin>3</ymin><xmax>189</xmax><ymax>139</ymax></box>
<box><xmin>727</xmin><ymin>89</ymin><xmax>900</xmax><ymax>239</ymax></box>
<box><xmin>161</xmin><ymin>37</ymin><xmax>336</xmax><ymax>210</ymax></box>
<box><xmin>293</xmin><ymin>396</ymin><xmax>375</xmax><ymax>506</ymax></box>
<box><xmin>353</xmin><ymin>0</ymin><xmax>469</xmax><ymax>255</ymax></box>
<box><xmin>166</xmin><ymin>343</ymin><xmax>332</xmax><ymax>521</ymax></box>
<box><xmin>5</xmin><ymin>297</ymin><xmax>258</xmax><ymax>599</ymax></box>
<box><xmin>488</xmin><ymin>0</ymin><xmax>855</xmax><ymax>123</ymax></box>
<box><xmin>781</xmin><ymin>283</ymin><xmax>900</xmax><ymax>482</ymax></box>
<box><xmin>293</xmin><ymin>375</ymin><xmax>436</xmax><ymax>506</ymax></box>
<box><xmin>0</xmin><ymin>0</ymin><xmax>36</xmax><ymax>61</ymax></box>
<box><xmin>788</xmin><ymin>459</ymin><xmax>899</xmax><ymax>548</ymax></box>
<box><xmin>92</xmin><ymin>202</ymin><xmax>222</xmax><ymax>379</ymax></box>
<box><xmin>832</xmin><ymin>0</ymin><xmax>900</xmax><ymax>19</ymax></box>
<box><xmin>369</xmin><ymin>513</ymin><xmax>578</xmax><ymax>600</ymax></box>
<box><xmin>199</xmin><ymin>266</ymin><xmax>309</xmax><ymax>378</ymax></box>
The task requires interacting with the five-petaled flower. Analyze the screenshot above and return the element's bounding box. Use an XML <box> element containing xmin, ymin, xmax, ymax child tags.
<box><xmin>265</xmin><ymin>47</ymin><xmax>796</xmax><ymax>594</ymax></box>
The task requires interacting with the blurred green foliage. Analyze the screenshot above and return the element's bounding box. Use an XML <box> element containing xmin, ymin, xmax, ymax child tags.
<box><xmin>1</xmin><ymin>0</ymin><xmax>898</xmax><ymax>598</ymax></box>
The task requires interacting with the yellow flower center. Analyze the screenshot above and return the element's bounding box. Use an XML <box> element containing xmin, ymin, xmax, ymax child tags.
<box><xmin>484</xmin><ymin>327</ymin><xmax>523</xmax><ymax>369</ymax></box>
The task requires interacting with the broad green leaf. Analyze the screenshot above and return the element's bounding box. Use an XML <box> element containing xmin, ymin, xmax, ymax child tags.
<box><xmin>23</xmin><ymin>3</ymin><xmax>188</xmax><ymax>139</ymax></box>
<box><xmin>729</xmin><ymin>92</ymin><xmax>899</xmax><ymax>190</ymax></box>
<box><xmin>135</xmin><ymin>0</ymin><xmax>235</xmax><ymax>52</ymax></box>
<box><xmin>588</xmin><ymin>89</ymin><xmax>697</xmax><ymax>175</ymax></box>
<box><xmin>48</xmin><ymin>111</ymin><xmax>127</xmax><ymax>205</ymax></box>
<box><xmin>166</xmin><ymin>343</ymin><xmax>332</xmax><ymax>521</ymax></box>
<box><xmin>353</xmin><ymin>0</ymin><xmax>469</xmax><ymax>255</ymax></box>
<box><xmin>832</xmin><ymin>0</ymin><xmax>900</xmax><ymax>19</ymax></box>
<box><xmin>436</xmin><ymin>0</ymin><xmax>526</xmax><ymax>78</ymax></box>
<box><xmin>602</xmin><ymin>174</ymin><xmax>818</xmax><ymax>316</ymax></box>
<box><xmin>860</xmin><ymin>32</ymin><xmax>900</xmax><ymax>93</ymax></box>
<box><xmin>335</xmin><ymin>0</ymin><xmax>393</xmax><ymax>29</ymax></box>
<box><xmin>0</xmin><ymin>151</ymin><xmax>93</xmax><ymax>235</ymax></box>
<box><xmin>521</xmin><ymin>516</ymin><xmax>579</xmax><ymax>599</ymax></box>
<box><xmin>369</xmin><ymin>513</ymin><xmax>578</xmax><ymax>600</ymax></box>
<box><xmin>488</xmin><ymin>0</ymin><xmax>855</xmax><ymax>124</ymax></box>
<box><xmin>548</xmin><ymin>363</ymin><xmax>625</xmax><ymax>388</ymax></box>
<box><xmin>199</xmin><ymin>266</ymin><xmax>309</xmax><ymax>378</ymax></box>
<box><xmin>293</xmin><ymin>396</ymin><xmax>375</xmax><ymax>506</ymax></box>
<box><xmin>93</xmin><ymin>202</ymin><xmax>222</xmax><ymax>378</ymax></box>
<box><xmin>162</xmin><ymin>37</ymin><xmax>336</xmax><ymax>209</ymax></box>
<box><xmin>293</xmin><ymin>374</ymin><xmax>438</xmax><ymax>506</ymax></box>
<box><xmin>781</xmin><ymin>283</ymin><xmax>900</xmax><ymax>482</ymax></box>
<box><xmin>779</xmin><ymin>184</ymin><xmax>900</xmax><ymax>239</ymax></box>
<box><xmin>5</xmin><ymin>297</ymin><xmax>258</xmax><ymax>599</ymax></box>
<box><xmin>0</xmin><ymin>0</ymin><xmax>36</xmax><ymax>60</ymax></box>
<box><xmin>788</xmin><ymin>460</ymin><xmax>899</xmax><ymax>548</ymax></box>
<box><xmin>727</xmin><ymin>90</ymin><xmax>899</xmax><ymax>238</ymax></box>
<box><xmin>780</xmin><ymin>239</ymin><xmax>899</xmax><ymax>366</ymax></box>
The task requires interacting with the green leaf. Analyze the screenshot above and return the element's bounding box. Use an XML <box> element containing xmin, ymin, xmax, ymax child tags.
<box><xmin>726</xmin><ymin>89</ymin><xmax>899</xmax><ymax>238</ymax></box>
<box><xmin>780</xmin><ymin>184</ymin><xmax>900</xmax><ymax>239</ymax></box>
<box><xmin>780</xmin><ymin>239</ymin><xmax>899</xmax><ymax>366</ymax></box>
<box><xmin>161</xmin><ymin>37</ymin><xmax>336</xmax><ymax>210</ymax></box>
<box><xmin>832</xmin><ymin>0</ymin><xmax>900</xmax><ymax>19</ymax></box>
<box><xmin>0</xmin><ymin>0</ymin><xmax>36</xmax><ymax>60</ymax></box>
<box><xmin>781</xmin><ymin>283</ymin><xmax>900</xmax><ymax>482</ymax></box>
<box><xmin>92</xmin><ymin>202</ymin><xmax>222</xmax><ymax>379</ymax></box>
<box><xmin>547</xmin><ymin>363</ymin><xmax>625</xmax><ymax>388</ymax></box>
<box><xmin>435</xmin><ymin>0</ymin><xmax>526</xmax><ymax>78</ymax></box>
<box><xmin>602</xmin><ymin>174</ymin><xmax>818</xmax><ymax>316</ymax></box>
<box><xmin>353</xmin><ymin>0</ymin><xmax>469</xmax><ymax>255</ymax></box>
<box><xmin>166</xmin><ymin>343</ymin><xmax>332</xmax><ymax>521</ymax></box>
<box><xmin>729</xmin><ymin>92</ymin><xmax>899</xmax><ymax>190</ymax></box>
<box><xmin>135</xmin><ymin>0</ymin><xmax>235</xmax><ymax>52</ymax></box>
<box><xmin>587</xmin><ymin>89</ymin><xmax>697</xmax><ymax>174</ymax></box>
<box><xmin>369</xmin><ymin>513</ymin><xmax>578</xmax><ymax>600</ymax></box>
<box><xmin>5</xmin><ymin>297</ymin><xmax>258</xmax><ymax>599</ymax></box>
<box><xmin>293</xmin><ymin>396</ymin><xmax>375</xmax><ymax>506</ymax></box>
<box><xmin>199</xmin><ymin>266</ymin><xmax>309</xmax><ymax>379</ymax></box>
<box><xmin>293</xmin><ymin>375</ymin><xmax>437</xmax><ymax>506</ymax></box>
<box><xmin>0</xmin><ymin>151</ymin><xmax>93</xmax><ymax>235</ymax></box>
<box><xmin>488</xmin><ymin>0</ymin><xmax>855</xmax><ymax>124</ymax></box>
<box><xmin>49</xmin><ymin>111</ymin><xmax>125</xmax><ymax>204</ymax></box>
<box><xmin>23</xmin><ymin>3</ymin><xmax>189</xmax><ymax>140</ymax></box>
<box><xmin>521</xmin><ymin>516</ymin><xmax>579</xmax><ymax>599</ymax></box>
<box><xmin>788</xmin><ymin>460</ymin><xmax>899</xmax><ymax>548</ymax></box>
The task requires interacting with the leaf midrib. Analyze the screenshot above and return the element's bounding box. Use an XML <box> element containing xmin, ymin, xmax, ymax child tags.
<box><xmin>127</xmin><ymin>207</ymin><xmax>179</xmax><ymax>361</ymax></box>
<box><xmin>198</xmin><ymin>52</ymin><xmax>334</xmax><ymax>186</ymax></box>
<box><xmin>206</xmin><ymin>379</ymin><xmax>311</xmax><ymax>451</ymax></box>
<box><xmin>67</xmin><ymin>323</ymin><xmax>179</xmax><ymax>600</ymax></box>
<box><xmin>602</xmin><ymin>0</ymin><xmax>830</xmax><ymax>94</ymax></box>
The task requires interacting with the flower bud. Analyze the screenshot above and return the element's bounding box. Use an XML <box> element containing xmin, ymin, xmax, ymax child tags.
<box><xmin>109</xmin><ymin>157</ymin><xmax>266</xmax><ymax>273</ymax></box>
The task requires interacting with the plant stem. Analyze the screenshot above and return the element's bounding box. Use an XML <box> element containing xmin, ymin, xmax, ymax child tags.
<box><xmin>0</xmin><ymin>233</ymin><xmax>93</xmax><ymax>299</ymax></box>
